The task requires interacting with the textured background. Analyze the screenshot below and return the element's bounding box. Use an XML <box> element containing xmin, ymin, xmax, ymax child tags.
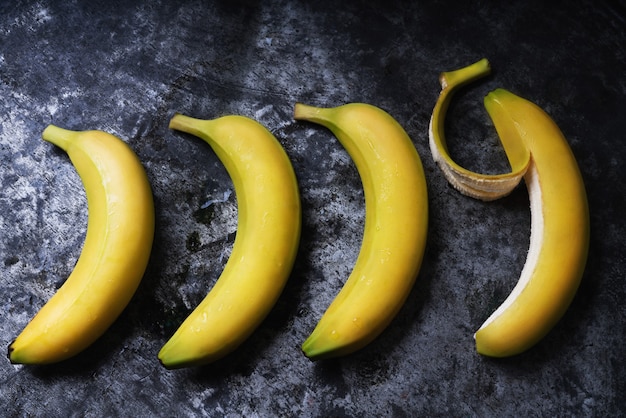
<box><xmin>1</xmin><ymin>0</ymin><xmax>625</xmax><ymax>416</ymax></box>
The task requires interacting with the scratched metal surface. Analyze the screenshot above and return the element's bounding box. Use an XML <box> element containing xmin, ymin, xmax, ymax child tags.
<box><xmin>1</xmin><ymin>0</ymin><xmax>625</xmax><ymax>416</ymax></box>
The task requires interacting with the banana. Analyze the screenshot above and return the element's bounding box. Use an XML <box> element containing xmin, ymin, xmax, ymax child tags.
<box><xmin>429</xmin><ymin>59</ymin><xmax>589</xmax><ymax>357</ymax></box>
<box><xmin>159</xmin><ymin>113</ymin><xmax>301</xmax><ymax>369</ymax></box>
<box><xmin>8</xmin><ymin>126</ymin><xmax>155</xmax><ymax>364</ymax></box>
<box><xmin>295</xmin><ymin>103</ymin><xmax>428</xmax><ymax>360</ymax></box>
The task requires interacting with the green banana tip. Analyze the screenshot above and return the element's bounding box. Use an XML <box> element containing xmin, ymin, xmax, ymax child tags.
<box><xmin>157</xmin><ymin>356</ymin><xmax>176</xmax><ymax>370</ymax></box>
<box><xmin>301</xmin><ymin>345</ymin><xmax>323</xmax><ymax>362</ymax></box>
<box><xmin>301</xmin><ymin>335</ymin><xmax>343</xmax><ymax>361</ymax></box>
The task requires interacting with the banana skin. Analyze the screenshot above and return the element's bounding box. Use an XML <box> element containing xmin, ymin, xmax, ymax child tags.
<box><xmin>295</xmin><ymin>103</ymin><xmax>428</xmax><ymax>360</ymax></box>
<box><xmin>429</xmin><ymin>60</ymin><xmax>589</xmax><ymax>357</ymax></box>
<box><xmin>159</xmin><ymin>114</ymin><xmax>301</xmax><ymax>368</ymax></box>
<box><xmin>8</xmin><ymin>126</ymin><xmax>155</xmax><ymax>364</ymax></box>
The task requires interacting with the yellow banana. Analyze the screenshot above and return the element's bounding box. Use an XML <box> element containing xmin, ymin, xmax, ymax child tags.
<box><xmin>429</xmin><ymin>59</ymin><xmax>589</xmax><ymax>357</ymax></box>
<box><xmin>159</xmin><ymin>113</ymin><xmax>301</xmax><ymax>369</ymax></box>
<box><xmin>295</xmin><ymin>103</ymin><xmax>428</xmax><ymax>360</ymax></box>
<box><xmin>8</xmin><ymin>126</ymin><xmax>155</xmax><ymax>364</ymax></box>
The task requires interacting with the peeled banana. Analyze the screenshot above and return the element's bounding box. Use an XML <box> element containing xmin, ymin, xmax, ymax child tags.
<box><xmin>8</xmin><ymin>126</ymin><xmax>155</xmax><ymax>364</ymax></box>
<box><xmin>159</xmin><ymin>113</ymin><xmax>301</xmax><ymax>368</ymax></box>
<box><xmin>295</xmin><ymin>103</ymin><xmax>428</xmax><ymax>360</ymax></box>
<box><xmin>429</xmin><ymin>59</ymin><xmax>589</xmax><ymax>357</ymax></box>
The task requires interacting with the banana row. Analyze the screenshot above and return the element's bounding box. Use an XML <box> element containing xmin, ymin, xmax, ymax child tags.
<box><xmin>7</xmin><ymin>59</ymin><xmax>589</xmax><ymax>368</ymax></box>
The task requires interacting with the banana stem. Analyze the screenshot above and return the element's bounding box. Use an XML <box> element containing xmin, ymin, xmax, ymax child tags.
<box><xmin>294</xmin><ymin>103</ymin><xmax>330</xmax><ymax>124</ymax></box>
<box><xmin>439</xmin><ymin>58</ymin><xmax>491</xmax><ymax>89</ymax></box>
<box><xmin>42</xmin><ymin>125</ymin><xmax>77</xmax><ymax>151</ymax></box>
<box><xmin>169</xmin><ymin>113</ymin><xmax>210</xmax><ymax>138</ymax></box>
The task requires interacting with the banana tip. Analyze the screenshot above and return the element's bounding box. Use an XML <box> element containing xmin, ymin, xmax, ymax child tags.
<box><xmin>157</xmin><ymin>357</ymin><xmax>173</xmax><ymax>370</ymax></box>
<box><xmin>7</xmin><ymin>343</ymin><xmax>14</xmax><ymax>362</ymax></box>
<box><xmin>6</xmin><ymin>341</ymin><xmax>20</xmax><ymax>365</ymax></box>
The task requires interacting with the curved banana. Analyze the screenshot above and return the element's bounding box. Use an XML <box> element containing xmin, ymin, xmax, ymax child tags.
<box><xmin>429</xmin><ymin>59</ymin><xmax>589</xmax><ymax>357</ymax></box>
<box><xmin>295</xmin><ymin>103</ymin><xmax>428</xmax><ymax>360</ymax></box>
<box><xmin>8</xmin><ymin>126</ymin><xmax>155</xmax><ymax>364</ymax></box>
<box><xmin>159</xmin><ymin>114</ymin><xmax>301</xmax><ymax>369</ymax></box>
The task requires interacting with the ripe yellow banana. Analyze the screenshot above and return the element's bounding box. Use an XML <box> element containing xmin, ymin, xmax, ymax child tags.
<box><xmin>159</xmin><ymin>113</ymin><xmax>301</xmax><ymax>368</ymax></box>
<box><xmin>429</xmin><ymin>59</ymin><xmax>589</xmax><ymax>357</ymax></box>
<box><xmin>8</xmin><ymin>126</ymin><xmax>155</xmax><ymax>364</ymax></box>
<box><xmin>295</xmin><ymin>103</ymin><xmax>428</xmax><ymax>360</ymax></box>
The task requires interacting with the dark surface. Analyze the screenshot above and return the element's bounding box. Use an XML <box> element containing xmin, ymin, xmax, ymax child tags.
<box><xmin>1</xmin><ymin>0</ymin><xmax>625</xmax><ymax>416</ymax></box>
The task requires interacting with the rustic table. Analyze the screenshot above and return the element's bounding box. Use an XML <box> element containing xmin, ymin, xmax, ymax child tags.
<box><xmin>1</xmin><ymin>0</ymin><xmax>624</xmax><ymax>415</ymax></box>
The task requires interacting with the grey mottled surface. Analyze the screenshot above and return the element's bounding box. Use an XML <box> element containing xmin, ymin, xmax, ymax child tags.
<box><xmin>1</xmin><ymin>0</ymin><xmax>625</xmax><ymax>416</ymax></box>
